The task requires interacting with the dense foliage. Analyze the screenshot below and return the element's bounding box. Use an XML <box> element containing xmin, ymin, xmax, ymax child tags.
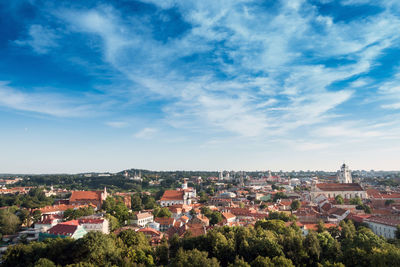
<box><xmin>2</xmin><ymin>219</ymin><xmax>399</xmax><ymax>267</ymax></box>
<box><xmin>0</xmin><ymin>188</ymin><xmax>54</xmax><ymax>208</ymax></box>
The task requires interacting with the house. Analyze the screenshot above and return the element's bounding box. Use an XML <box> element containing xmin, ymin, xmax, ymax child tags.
<box><xmin>34</xmin><ymin>204</ymin><xmax>93</xmax><ymax>217</ymax></box>
<box><xmin>132</xmin><ymin>212</ymin><xmax>154</xmax><ymax>227</ymax></box>
<box><xmin>34</xmin><ymin>214</ymin><xmax>63</xmax><ymax>232</ymax></box>
<box><xmin>69</xmin><ymin>187</ymin><xmax>108</xmax><ymax>209</ymax></box>
<box><xmin>222</xmin><ymin>212</ymin><xmax>236</xmax><ymax>224</ymax></box>
<box><xmin>137</xmin><ymin>227</ymin><xmax>163</xmax><ymax>245</ymax></box>
<box><xmin>278</xmin><ymin>200</ymin><xmax>292</xmax><ymax>211</ymax></box>
<box><xmin>294</xmin><ymin>206</ymin><xmax>322</xmax><ymax>223</ymax></box>
<box><xmin>148</xmin><ymin>221</ymin><xmax>160</xmax><ymax>231</ymax></box>
<box><xmin>365</xmin><ymin>216</ymin><xmax>400</xmax><ymax>239</ymax></box>
<box><xmin>39</xmin><ymin>220</ymin><xmax>87</xmax><ymax>241</ymax></box>
<box><xmin>180</xmin><ymin>215</ymin><xmax>190</xmax><ymax>224</ymax></box>
<box><xmin>160</xmin><ymin>191</ymin><xmax>185</xmax><ymax>207</ymax></box>
<box><xmin>160</xmin><ymin>182</ymin><xmax>196</xmax><ymax>207</ymax></box>
<box><xmin>326</xmin><ymin>207</ymin><xmax>350</xmax><ymax>223</ymax></box>
<box><xmin>191</xmin><ymin>214</ymin><xmax>209</xmax><ymax>227</ymax></box>
<box><xmin>311</xmin><ymin>183</ymin><xmax>367</xmax><ymax>200</ymax></box>
<box><xmin>0</xmin><ymin>187</ymin><xmax>30</xmax><ymax>195</ymax></box>
<box><xmin>155</xmin><ymin>217</ymin><xmax>175</xmax><ymax>232</ymax></box>
<box><xmin>166</xmin><ymin>223</ymin><xmax>206</xmax><ymax>238</ymax></box>
<box><xmin>78</xmin><ymin>217</ymin><xmax>109</xmax><ymax>234</ymax></box>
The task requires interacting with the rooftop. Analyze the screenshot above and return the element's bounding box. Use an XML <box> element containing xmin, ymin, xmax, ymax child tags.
<box><xmin>160</xmin><ymin>190</ymin><xmax>184</xmax><ymax>201</ymax></box>
<box><xmin>365</xmin><ymin>216</ymin><xmax>400</xmax><ymax>227</ymax></box>
<box><xmin>70</xmin><ymin>191</ymin><xmax>103</xmax><ymax>201</ymax></box>
<box><xmin>316</xmin><ymin>183</ymin><xmax>364</xmax><ymax>192</ymax></box>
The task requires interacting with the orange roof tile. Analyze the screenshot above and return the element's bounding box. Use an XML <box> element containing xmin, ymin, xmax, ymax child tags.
<box><xmin>70</xmin><ymin>191</ymin><xmax>102</xmax><ymax>201</ymax></box>
<box><xmin>160</xmin><ymin>190</ymin><xmax>184</xmax><ymax>201</ymax></box>
<box><xmin>316</xmin><ymin>183</ymin><xmax>363</xmax><ymax>192</ymax></box>
<box><xmin>222</xmin><ymin>212</ymin><xmax>236</xmax><ymax>220</ymax></box>
<box><xmin>155</xmin><ymin>217</ymin><xmax>175</xmax><ymax>225</ymax></box>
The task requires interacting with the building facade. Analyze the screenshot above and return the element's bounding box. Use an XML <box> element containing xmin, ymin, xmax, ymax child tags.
<box><xmin>337</xmin><ymin>164</ymin><xmax>352</xmax><ymax>183</ymax></box>
<box><xmin>311</xmin><ymin>183</ymin><xmax>367</xmax><ymax>200</ymax></box>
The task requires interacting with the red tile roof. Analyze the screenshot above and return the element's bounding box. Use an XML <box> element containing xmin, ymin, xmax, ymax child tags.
<box><xmin>222</xmin><ymin>212</ymin><xmax>236</xmax><ymax>220</ymax></box>
<box><xmin>155</xmin><ymin>217</ymin><xmax>175</xmax><ymax>225</ymax></box>
<box><xmin>70</xmin><ymin>191</ymin><xmax>103</xmax><ymax>201</ymax></box>
<box><xmin>35</xmin><ymin>204</ymin><xmax>91</xmax><ymax>213</ymax></box>
<box><xmin>47</xmin><ymin>222</ymin><xmax>79</xmax><ymax>236</ymax></box>
<box><xmin>136</xmin><ymin>212</ymin><xmax>153</xmax><ymax>220</ymax></box>
<box><xmin>181</xmin><ymin>215</ymin><xmax>189</xmax><ymax>220</ymax></box>
<box><xmin>160</xmin><ymin>190</ymin><xmax>184</xmax><ymax>201</ymax></box>
<box><xmin>138</xmin><ymin>227</ymin><xmax>162</xmax><ymax>236</ymax></box>
<box><xmin>327</xmin><ymin>207</ymin><xmax>348</xmax><ymax>216</ymax></box>
<box><xmin>304</xmin><ymin>223</ymin><xmax>338</xmax><ymax>231</ymax></box>
<box><xmin>365</xmin><ymin>216</ymin><xmax>400</xmax><ymax>227</ymax></box>
<box><xmin>316</xmin><ymin>183</ymin><xmax>363</xmax><ymax>191</ymax></box>
<box><xmin>78</xmin><ymin>218</ymin><xmax>105</xmax><ymax>224</ymax></box>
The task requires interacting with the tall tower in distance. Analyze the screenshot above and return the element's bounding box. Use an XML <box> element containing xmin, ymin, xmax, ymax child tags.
<box><xmin>337</xmin><ymin>163</ymin><xmax>352</xmax><ymax>183</ymax></box>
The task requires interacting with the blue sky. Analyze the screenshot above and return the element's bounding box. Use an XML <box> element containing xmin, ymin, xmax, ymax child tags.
<box><xmin>1</xmin><ymin>0</ymin><xmax>400</xmax><ymax>173</ymax></box>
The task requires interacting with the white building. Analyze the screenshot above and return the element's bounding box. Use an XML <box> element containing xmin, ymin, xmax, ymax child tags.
<box><xmin>133</xmin><ymin>212</ymin><xmax>154</xmax><ymax>227</ymax></box>
<box><xmin>160</xmin><ymin>191</ymin><xmax>185</xmax><ymax>207</ymax></box>
<box><xmin>337</xmin><ymin>164</ymin><xmax>352</xmax><ymax>183</ymax></box>
<box><xmin>365</xmin><ymin>216</ymin><xmax>400</xmax><ymax>239</ymax></box>
<box><xmin>310</xmin><ymin>183</ymin><xmax>367</xmax><ymax>200</ymax></box>
<box><xmin>160</xmin><ymin>181</ymin><xmax>196</xmax><ymax>207</ymax></box>
<box><xmin>79</xmin><ymin>217</ymin><xmax>110</xmax><ymax>234</ymax></box>
<box><xmin>34</xmin><ymin>214</ymin><xmax>62</xmax><ymax>232</ymax></box>
<box><xmin>148</xmin><ymin>221</ymin><xmax>160</xmax><ymax>231</ymax></box>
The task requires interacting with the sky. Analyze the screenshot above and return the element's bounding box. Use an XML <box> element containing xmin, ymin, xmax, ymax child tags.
<box><xmin>1</xmin><ymin>0</ymin><xmax>400</xmax><ymax>173</ymax></box>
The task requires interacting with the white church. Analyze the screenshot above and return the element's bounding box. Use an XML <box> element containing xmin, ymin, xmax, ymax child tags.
<box><xmin>310</xmin><ymin>163</ymin><xmax>367</xmax><ymax>200</ymax></box>
<box><xmin>337</xmin><ymin>163</ymin><xmax>352</xmax><ymax>183</ymax></box>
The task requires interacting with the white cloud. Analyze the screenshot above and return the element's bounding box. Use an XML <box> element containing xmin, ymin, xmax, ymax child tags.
<box><xmin>15</xmin><ymin>25</ymin><xmax>59</xmax><ymax>54</ymax></box>
<box><xmin>0</xmin><ymin>81</ymin><xmax>92</xmax><ymax>117</ymax></box>
<box><xmin>294</xmin><ymin>142</ymin><xmax>333</xmax><ymax>151</ymax></box>
<box><xmin>134</xmin><ymin>128</ymin><xmax>158</xmax><ymax>138</ymax></box>
<box><xmin>105</xmin><ymin>121</ymin><xmax>129</xmax><ymax>128</ymax></box>
<box><xmin>50</xmin><ymin>1</ymin><xmax>400</xmax><ymax>140</ymax></box>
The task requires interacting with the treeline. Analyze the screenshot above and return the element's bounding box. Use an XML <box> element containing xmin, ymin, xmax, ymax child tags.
<box><xmin>0</xmin><ymin>188</ymin><xmax>54</xmax><ymax>208</ymax></box>
<box><xmin>2</xmin><ymin>219</ymin><xmax>400</xmax><ymax>267</ymax></box>
<box><xmin>16</xmin><ymin>175</ymin><xmax>143</xmax><ymax>191</ymax></box>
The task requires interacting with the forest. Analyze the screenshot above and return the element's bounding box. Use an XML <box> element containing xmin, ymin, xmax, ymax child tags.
<box><xmin>2</xmin><ymin>219</ymin><xmax>400</xmax><ymax>267</ymax></box>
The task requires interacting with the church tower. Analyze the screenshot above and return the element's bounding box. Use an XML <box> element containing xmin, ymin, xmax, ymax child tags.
<box><xmin>337</xmin><ymin>163</ymin><xmax>352</xmax><ymax>183</ymax></box>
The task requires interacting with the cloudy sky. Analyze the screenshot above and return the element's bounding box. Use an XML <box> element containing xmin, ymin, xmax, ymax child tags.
<box><xmin>1</xmin><ymin>0</ymin><xmax>400</xmax><ymax>173</ymax></box>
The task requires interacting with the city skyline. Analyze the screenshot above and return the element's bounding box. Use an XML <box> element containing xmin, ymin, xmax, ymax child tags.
<box><xmin>1</xmin><ymin>1</ymin><xmax>400</xmax><ymax>173</ymax></box>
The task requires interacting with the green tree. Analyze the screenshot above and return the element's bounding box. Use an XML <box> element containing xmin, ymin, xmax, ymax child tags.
<box><xmin>317</xmin><ymin>220</ymin><xmax>325</xmax><ymax>233</ymax></box>
<box><xmin>155</xmin><ymin>238</ymin><xmax>169</xmax><ymax>266</ymax></box>
<box><xmin>228</xmin><ymin>256</ymin><xmax>250</xmax><ymax>267</ymax></box>
<box><xmin>154</xmin><ymin>207</ymin><xmax>172</xmax><ymax>218</ymax></box>
<box><xmin>34</xmin><ymin>258</ymin><xmax>56</xmax><ymax>267</ymax></box>
<box><xmin>209</xmin><ymin>211</ymin><xmax>223</xmax><ymax>225</ymax></box>
<box><xmin>335</xmin><ymin>195</ymin><xmax>344</xmax><ymax>205</ymax></box>
<box><xmin>169</xmin><ymin>248</ymin><xmax>220</xmax><ymax>267</ymax></box>
<box><xmin>271</xmin><ymin>256</ymin><xmax>295</xmax><ymax>267</ymax></box>
<box><xmin>73</xmin><ymin>231</ymin><xmax>121</xmax><ymax>266</ymax></box>
<box><xmin>0</xmin><ymin>209</ymin><xmax>21</xmax><ymax>234</ymax></box>
<box><xmin>304</xmin><ymin>231</ymin><xmax>321</xmax><ymax>265</ymax></box>
<box><xmin>251</xmin><ymin>256</ymin><xmax>273</xmax><ymax>267</ymax></box>
<box><xmin>32</xmin><ymin>210</ymin><xmax>42</xmax><ymax>223</ymax></box>
<box><xmin>385</xmin><ymin>199</ymin><xmax>395</xmax><ymax>206</ymax></box>
<box><xmin>118</xmin><ymin>229</ymin><xmax>149</xmax><ymax>249</ymax></box>
<box><xmin>131</xmin><ymin>194</ymin><xmax>143</xmax><ymax>211</ymax></box>
<box><xmin>350</xmin><ymin>197</ymin><xmax>362</xmax><ymax>206</ymax></box>
<box><xmin>317</xmin><ymin>231</ymin><xmax>342</xmax><ymax>263</ymax></box>
<box><xmin>396</xmin><ymin>225</ymin><xmax>400</xmax><ymax>239</ymax></box>
<box><xmin>17</xmin><ymin>209</ymin><xmax>30</xmax><ymax>226</ymax></box>
<box><xmin>290</xmin><ymin>200</ymin><xmax>301</xmax><ymax>212</ymax></box>
<box><xmin>273</xmin><ymin>192</ymin><xmax>288</xmax><ymax>203</ymax></box>
<box><xmin>105</xmin><ymin>214</ymin><xmax>119</xmax><ymax>232</ymax></box>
